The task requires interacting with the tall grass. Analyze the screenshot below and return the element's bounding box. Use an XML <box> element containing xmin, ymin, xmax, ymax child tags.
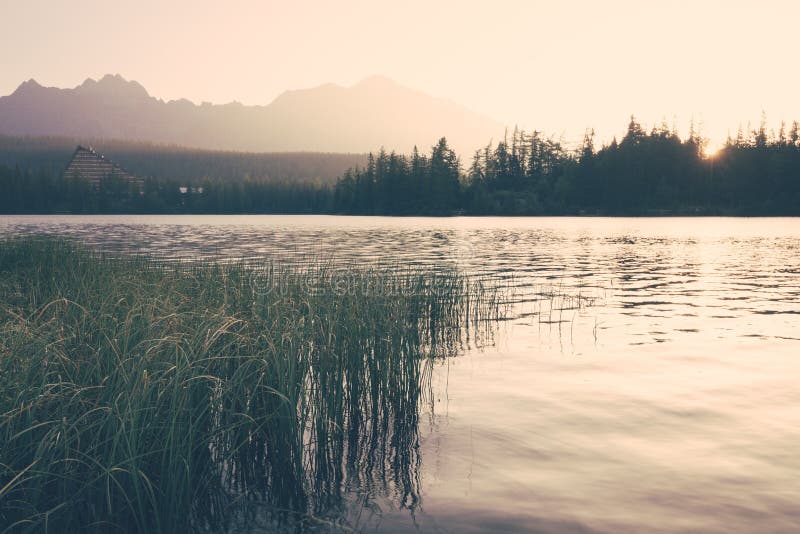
<box><xmin>0</xmin><ymin>238</ymin><xmax>503</xmax><ymax>533</ymax></box>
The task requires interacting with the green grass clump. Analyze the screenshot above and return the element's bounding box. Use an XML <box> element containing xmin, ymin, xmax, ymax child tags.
<box><xmin>0</xmin><ymin>238</ymin><xmax>501</xmax><ymax>533</ymax></box>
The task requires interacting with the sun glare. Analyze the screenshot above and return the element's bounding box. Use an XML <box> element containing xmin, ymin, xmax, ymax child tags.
<box><xmin>704</xmin><ymin>141</ymin><xmax>722</xmax><ymax>158</ymax></box>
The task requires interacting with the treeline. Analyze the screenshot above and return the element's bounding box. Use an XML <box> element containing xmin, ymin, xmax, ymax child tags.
<box><xmin>334</xmin><ymin>138</ymin><xmax>461</xmax><ymax>214</ymax></box>
<box><xmin>0</xmin><ymin>136</ymin><xmax>365</xmax><ymax>185</ymax></box>
<box><xmin>0</xmin><ymin>135</ymin><xmax>364</xmax><ymax>214</ymax></box>
<box><xmin>2</xmin><ymin>118</ymin><xmax>800</xmax><ymax>215</ymax></box>
<box><xmin>333</xmin><ymin>117</ymin><xmax>800</xmax><ymax>215</ymax></box>
<box><xmin>0</xmin><ymin>166</ymin><xmax>333</xmax><ymax>214</ymax></box>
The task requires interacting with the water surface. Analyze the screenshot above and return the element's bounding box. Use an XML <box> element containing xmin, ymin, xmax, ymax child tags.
<box><xmin>3</xmin><ymin>215</ymin><xmax>800</xmax><ymax>532</ymax></box>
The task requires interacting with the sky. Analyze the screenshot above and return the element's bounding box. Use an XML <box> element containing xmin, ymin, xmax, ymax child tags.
<box><xmin>1</xmin><ymin>0</ymin><xmax>798</xmax><ymax>150</ymax></box>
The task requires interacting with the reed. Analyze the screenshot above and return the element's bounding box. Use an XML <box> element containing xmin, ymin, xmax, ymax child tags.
<box><xmin>0</xmin><ymin>238</ymin><xmax>503</xmax><ymax>533</ymax></box>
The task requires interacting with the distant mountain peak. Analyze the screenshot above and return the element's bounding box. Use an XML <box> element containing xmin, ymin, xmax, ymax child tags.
<box><xmin>0</xmin><ymin>74</ymin><xmax>504</xmax><ymax>154</ymax></box>
<box><xmin>12</xmin><ymin>78</ymin><xmax>43</xmax><ymax>96</ymax></box>
<box><xmin>76</xmin><ymin>74</ymin><xmax>149</xmax><ymax>99</ymax></box>
<box><xmin>100</xmin><ymin>73</ymin><xmax>125</xmax><ymax>83</ymax></box>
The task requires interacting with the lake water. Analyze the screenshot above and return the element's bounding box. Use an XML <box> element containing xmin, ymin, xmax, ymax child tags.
<box><xmin>3</xmin><ymin>215</ymin><xmax>800</xmax><ymax>533</ymax></box>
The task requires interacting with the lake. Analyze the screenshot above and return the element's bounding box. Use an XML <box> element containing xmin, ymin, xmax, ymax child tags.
<box><xmin>2</xmin><ymin>215</ymin><xmax>800</xmax><ymax>533</ymax></box>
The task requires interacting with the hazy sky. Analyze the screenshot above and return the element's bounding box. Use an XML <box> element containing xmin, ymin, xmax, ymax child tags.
<box><xmin>2</xmin><ymin>0</ymin><xmax>797</xmax><ymax>149</ymax></box>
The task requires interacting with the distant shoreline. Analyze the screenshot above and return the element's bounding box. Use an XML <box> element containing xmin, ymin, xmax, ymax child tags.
<box><xmin>3</xmin><ymin>212</ymin><xmax>800</xmax><ymax>218</ymax></box>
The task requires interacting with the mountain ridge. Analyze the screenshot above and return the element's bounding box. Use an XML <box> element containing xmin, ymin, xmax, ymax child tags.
<box><xmin>0</xmin><ymin>75</ymin><xmax>504</xmax><ymax>155</ymax></box>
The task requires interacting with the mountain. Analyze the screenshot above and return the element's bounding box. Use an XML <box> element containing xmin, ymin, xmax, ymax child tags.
<box><xmin>0</xmin><ymin>74</ymin><xmax>504</xmax><ymax>156</ymax></box>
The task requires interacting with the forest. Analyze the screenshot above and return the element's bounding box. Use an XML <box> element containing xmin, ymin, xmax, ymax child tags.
<box><xmin>0</xmin><ymin>136</ymin><xmax>362</xmax><ymax>213</ymax></box>
<box><xmin>1</xmin><ymin>117</ymin><xmax>799</xmax><ymax>215</ymax></box>
<box><xmin>0</xmin><ymin>136</ymin><xmax>365</xmax><ymax>184</ymax></box>
<box><xmin>334</xmin><ymin>117</ymin><xmax>800</xmax><ymax>216</ymax></box>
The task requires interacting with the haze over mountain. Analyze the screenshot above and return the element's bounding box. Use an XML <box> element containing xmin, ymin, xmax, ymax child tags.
<box><xmin>0</xmin><ymin>74</ymin><xmax>504</xmax><ymax>156</ymax></box>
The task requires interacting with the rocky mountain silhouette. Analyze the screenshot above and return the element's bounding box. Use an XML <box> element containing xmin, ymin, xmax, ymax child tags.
<box><xmin>0</xmin><ymin>74</ymin><xmax>504</xmax><ymax>155</ymax></box>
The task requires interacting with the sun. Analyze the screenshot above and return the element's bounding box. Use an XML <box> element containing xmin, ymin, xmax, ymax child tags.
<box><xmin>703</xmin><ymin>140</ymin><xmax>723</xmax><ymax>158</ymax></box>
